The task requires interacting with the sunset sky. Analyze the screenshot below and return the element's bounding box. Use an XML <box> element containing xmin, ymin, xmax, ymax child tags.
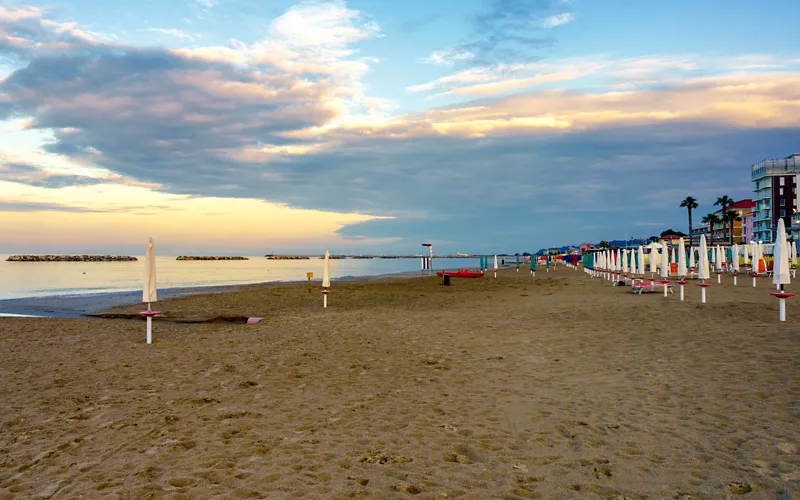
<box><xmin>1</xmin><ymin>0</ymin><xmax>799</xmax><ymax>254</ymax></box>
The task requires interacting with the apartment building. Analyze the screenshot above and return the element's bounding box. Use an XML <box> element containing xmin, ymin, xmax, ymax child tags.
<box><xmin>751</xmin><ymin>153</ymin><xmax>800</xmax><ymax>243</ymax></box>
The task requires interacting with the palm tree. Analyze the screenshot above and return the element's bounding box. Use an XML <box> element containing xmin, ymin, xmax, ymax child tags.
<box><xmin>702</xmin><ymin>213</ymin><xmax>722</xmax><ymax>242</ymax></box>
<box><xmin>723</xmin><ymin>210</ymin><xmax>741</xmax><ymax>245</ymax></box>
<box><xmin>714</xmin><ymin>195</ymin><xmax>733</xmax><ymax>241</ymax></box>
<box><xmin>680</xmin><ymin>196</ymin><xmax>699</xmax><ymax>245</ymax></box>
<box><xmin>597</xmin><ymin>240</ymin><xmax>611</xmax><ymax>249</ymax></box>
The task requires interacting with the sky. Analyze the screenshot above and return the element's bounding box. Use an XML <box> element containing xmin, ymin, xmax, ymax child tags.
<box><xmin>1</xmin><ymin>0</ymin><xmax>799</xmax><ymax>255</ymax></box>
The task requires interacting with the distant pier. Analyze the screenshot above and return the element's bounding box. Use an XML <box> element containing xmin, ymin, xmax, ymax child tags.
<box><xmin>177</xmin><ymin>256</ymin><xmax>249</xmax><ymax>261</ymax></box>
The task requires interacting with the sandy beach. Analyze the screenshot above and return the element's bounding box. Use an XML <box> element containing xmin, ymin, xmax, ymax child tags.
<box><xmin>0</xmin><ymin>265</ymin><xmax>797</xmax><ymax>499</ymax></box>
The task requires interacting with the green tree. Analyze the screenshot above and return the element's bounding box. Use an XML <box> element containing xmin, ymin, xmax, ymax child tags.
<box><xmin>680</xmin><ymin>196</ymin><xmax>699</xmax><ymax>245</ymax></box>
<box><xmin>723</xmin><ymin>210</ymin><xmax>741</xmax><ymax>245</ymax></box>
<box><xmin>702</xmin><ymin>213</ymin><xmax>722</xmax><ymax>242</ymax></box>
<box><xmin>714</xmin><ymin>195</ymin><xmax>734</xmax><ymax>241</ymax></box>
<box><xmin>597</xmin><ymin>240</ymin><xmax>611</xmax><ymax>249</ymax></box>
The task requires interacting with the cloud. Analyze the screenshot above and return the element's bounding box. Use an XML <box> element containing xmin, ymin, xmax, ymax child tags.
<box><xmin>2</xmin><ymin>3</ymin><xmax>800</xmax><ymax>252</ymax></box>
<box><xmin>406</xmin><ymin>54</ymin><xmax>800</xmax><ymax>99</ymax></box>
<box><xmin>421</xmin><ymin>48</ymin><xmax>474</xmax><ymax>66</ymax></box>
<box><xmin>540</xmin><ymin>13</ymin><xmax>574</xmax><ymax>28</ymax></box>
<box><xmin>0</xmin><ymin>157</ymin><xmax>107</xmax><ymax>188</ymax></box>
<box><xmin>145</xmin><ymin>28</ymin><xmax>200</xmax><ymax>41</ymax></box>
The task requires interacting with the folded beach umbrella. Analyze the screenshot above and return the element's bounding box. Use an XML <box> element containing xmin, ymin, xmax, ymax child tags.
<box><xmin>772</xmin><ymin>219</ymin><xmax>793</xmax><ymax>320</ymax></box>
<box><xmin>142</xmin><ymin>238</ymin><xmax>159</xmax><ymax>344</ymax></box>
<box><xmin>622</xmin><ymin>250</ymin><xmax>628</xmax><ymax>274</ymax></box>
<box><xmin>649</xmin><ymin>245</ymin><xmax>658</xmax><ymax>275</ymax></box>
<box><xmin>637</xmin><ymin>245</ymin><xmax>645</xmax><ymax>276</ymax></box>
<box><xmin>732</xmin><ymin>245</ymin><xmax>740</xmax><ymax>272</ymax></box>
<box><xmin>792</xmin><ymin>240</ymin><xmax>798</xmax><ymax>268</ymax></box>
<box><xmin>660</xmin><ymin>242</ymin><xmax>669</xmax><ymax>279</ymax></box>
<box><xmin>144</xmin><ymin>237</ymin><xmax>157</xmax><ymax>305</ymax></box>
<box><xmin>773</xmin><ymin>219</ymin><xmax>791</xmax><ymax>289</ymax></box>
<box><xmin>689</xmin><ymin>246</ymin><xmax>696</xmax><ymax>269</ymax></box>
<box><xmin>678</xmin><ymin>238</ymin><xmax>687</xmax><ymax>276</ymax></box>
<box><xmin>699</xmin><ymin>236</ymin><xmax>710</xmax><ymax>281</ymax></box>
<box><xmin>670</xmin><ymin>247</ymin><xmax>676</xmax><ymax>264</ymax></box>
<box><xmin>493</xmin><ymin>255</ymin><xmax>498</xmax><ymax>278</ymax></box>
<box><xmin>322</xmin><ymin>250</ymin><xmax>331</xmax><ymax>308</ymax></box>
<box><xmin>742</xmin><ymin>244</ymin><xmax>749</xmax><ymax>265</ymax></box>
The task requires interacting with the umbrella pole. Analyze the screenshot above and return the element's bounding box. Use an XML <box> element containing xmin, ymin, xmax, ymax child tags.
<box><xmin>753</xmin><ymin>276</ymin><xmax>757</xmax><ymax>288</ymax></box>
<box><xmin>733</xmin><ymin>275</ymin><xmax>737</xmax><ymax>286</ymax></box>
<box><xmin>146</xmin><ymin>302</ymin><xmax>152</xmax><ymax>344</ymax></box>
<box><xmin>680</xmin><ymin>283</ymin><xmax>684</xmax><ymax>301</ymax></box>
<box><xmin>701</xmin><ymin>281</ymin><xmax>706</xmax><ymax>303</ymax></box>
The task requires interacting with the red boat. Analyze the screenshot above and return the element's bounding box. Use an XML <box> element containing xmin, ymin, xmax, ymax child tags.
<box><xmin>436</xmin><ymin>269</ymin><xmax>485</xmax><ymax>278</ymax></box>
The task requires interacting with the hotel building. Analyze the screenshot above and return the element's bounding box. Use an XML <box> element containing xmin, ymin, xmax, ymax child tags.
<box><xmin>751</xmin><ymin>153</ymin><xmax>800</xmax><ymax>243</ymax></box>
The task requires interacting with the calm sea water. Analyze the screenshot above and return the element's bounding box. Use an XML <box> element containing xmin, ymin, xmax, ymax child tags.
<box><xmin>0</xmin><ymin>256</ymin><xmax>480</xmax><ymax>300</ymax></box>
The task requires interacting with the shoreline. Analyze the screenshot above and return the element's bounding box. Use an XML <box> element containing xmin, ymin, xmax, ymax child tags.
<box><xmin>0</xmin><ymin>268</ymin><xmax>459</xmax><ymax>318</ymax></box>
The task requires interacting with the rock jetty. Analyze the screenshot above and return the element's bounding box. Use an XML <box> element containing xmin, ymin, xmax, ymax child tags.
<box><xmin>6</xmin><ymin>255</ymin><xmax>138</xmax><ymax>262</ymax></box>
<box><xmin>266</xmin><ymin>255</ymin><xmax>310</xmax><ymax>260</ymax></box>
<box><xmin>176</xmin><ymin>256</ymin><xmax>249</xmax><ymax>261</ymax></box>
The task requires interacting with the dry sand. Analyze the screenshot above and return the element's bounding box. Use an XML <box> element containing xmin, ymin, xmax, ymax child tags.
<box><xmin>0</xmin><ymin>265</ymin><xmax>797</xmax><ymax>499</ymax></box>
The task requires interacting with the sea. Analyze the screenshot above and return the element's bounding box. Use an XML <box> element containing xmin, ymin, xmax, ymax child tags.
<box><xmin>0</xmin><ymin>256</ymin><xmax>481</xmax><ymax>300</ymax></box>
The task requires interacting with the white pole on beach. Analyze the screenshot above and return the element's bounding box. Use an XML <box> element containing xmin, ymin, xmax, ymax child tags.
<box><xmin>493</xmin><ymin>255</ymin><xmax>498</xmax><ymax>279</ymax></box>
<box><xmin>322</xmin><ymin>250</ymin><xmax>331</xmax><ymax>308</ymax></box>
<box><xmin>142</xmin><ymin>237</ymin><xmax>158</xmax><ymax>344</ymax></box>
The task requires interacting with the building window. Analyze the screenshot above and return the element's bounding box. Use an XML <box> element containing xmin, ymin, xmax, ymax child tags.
<box><xmin>780</xmin><ymin>177</ymin><xmax>785</xmax><ymax>186</ymax></box>
<box><xmin>780</xmin><ymin>188</ymin><xmax>784</xmax><ymax>195</ymax></box>
<box><xmin>781</xmin><ymin>199</ymin><xmax>786</xmax><ymax>206</ymax></box>
<box><xmin>780</xmin><ymin>210</ymin><xmax>786</xmax><ymax>217</ymax></box>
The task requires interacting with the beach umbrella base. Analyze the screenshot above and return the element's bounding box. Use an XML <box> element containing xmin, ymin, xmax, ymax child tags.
<box><xmin>677</xmin><ymin>280</ymin><xmax>687</xmax><ymax>301</ymax></box>
<box><xmin>139</xmin><ymin>311</ymin><xmax>161</xmax><ymax>344</ymax></box>
<box><xmin>321</xmin><ymin>289</ymin><xmax>331</xmax><ymax>308</ymax></box>
<box><xmin>770</xmin><ymin>292</ymin><xmax>794</xmax><ymax>322</ymax></box>
<box><xmin>697</xmin><ymin>283</ymin><xmax>711</xmax><ymax>303</ymax></box>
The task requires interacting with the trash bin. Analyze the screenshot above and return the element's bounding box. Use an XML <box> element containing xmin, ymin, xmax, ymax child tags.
<box><xmin>442</xmin><ymin>274</ymin><xmax>451</xmax><ymax>286</ymax></box>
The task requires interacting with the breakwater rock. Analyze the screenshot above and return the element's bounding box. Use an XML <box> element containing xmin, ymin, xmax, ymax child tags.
<box><xmin>176</xmin><ymin>256</ymin><xmax>249</xmax><ymax>261</ymax></box>
<box><xmin>6</xmin><ymin>255</ymin><xmax>138</xmax><ymax>262</ymax></box>
<box><xmin>266</xmin><ymin>255</ymin><xmax>310</xmax><ymax>260</ymax></box>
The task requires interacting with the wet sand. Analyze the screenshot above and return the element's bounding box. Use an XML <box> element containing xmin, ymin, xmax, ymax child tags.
<box><xmin>0</xmin><ymin>265</ymin><xmax>797</xmax><ymax>499</ymax></box>
<box><xmin>0</xmin><ymin>270</ymin><xmax>434</xmax><ymax>318</ymax></box>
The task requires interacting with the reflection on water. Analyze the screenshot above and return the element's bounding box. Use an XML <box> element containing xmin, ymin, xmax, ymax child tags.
<box><xmin>0</xmin><ymin>256</ymin><xmax>480</xmax><ymax>299</ymax></box>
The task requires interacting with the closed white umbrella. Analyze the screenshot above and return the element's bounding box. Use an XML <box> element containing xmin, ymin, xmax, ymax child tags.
<box><xmin>637</xmin><ymin>246</ymin><xmax>644</xmax><ymax>277</ymax></box>
<box><xmin>699</xmin><ymin>236</ymin><xmax>710</xmax><ymax>281</ymax></box>
<box><xmin>670</xmin><ymin>247</ymin><xmax>676</xmax><ymax>264</ymax></box>
<box><xmin>622</xmin><ymin>250</ymin><xmax>628</xmax><ymax>274</ymax></box>
<box><xmin>678</xmin><ymin>238</ymin><xmax>687</xmax><ymax>276</ymax></box>
<box><xmin>715</xmin><ymin>245</ymin><xmax>723</xmax><ymax>283</ymax></box>
<box><xmin>698</xmin><ymin>235</ymin><xmax>711</xmax><ymax>303</ymax></box>
<box><xmin>659</xmin><ymin>241</ymin><xmax>670</xmax><ymax>296</ymax></box>
<box><xmin>689</xmin><ymin>246</ymin><xmax>696</xmax><ymax>270</ymax></box>
<box><xmin>493</xmin><ymin>255</ymin><xmax>498</xmax><ymax>278</ymax></box>
<box><xmin>322</xmin><ymin>250</ymin><xmax>331</xmax><ymax>308</ymax></box>
<box><xmin>742</xmin><ymin>244</ymin><xmax>749</xmax><ymax>265</ymax></box>
<box><xmin>772</xmin><ymin>219</ymin><xmax>792</xmax><ymax>321</ymax></box>
<box><xmin>677</xmin><ymin>238</ymin><xmax>687</xmax><ymax>301</ymax></box>
<box><xmin>649</xmin><ymin>245</ymin><xmax>658</xmax><ymax>276</ymax></box>
<box><xmin>773</xmin><ymin>219</ymin><xmax>791</xmax><ymax>289</ymax></box>
<box><xmin>142</xmin><ymin>237</ymin><xmax>158</xmax><ymax>344</ymax></box>
<box><xmin>732</xmin><ymin>244</ymin><xmax>740</xmax><ymax>285</ymax></box>
<box><xmin>792</xmin><ymin>240</ymin><xmax>798</xmax><ymax>277</ymax></box>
